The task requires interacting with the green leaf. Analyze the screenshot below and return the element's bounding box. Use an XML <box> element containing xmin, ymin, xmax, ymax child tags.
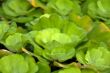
<box><xmin>0</xmin><ymin>54</ymin><xmax>39</xmax><ymax>73</ymax></box>
<box><xmin>53</xmin><ymin>0</ymin><xmax>73</xmax><ymax>15</ymax></box>
<box><xmin>76</xmin><ymin>48</ymin><xmax>88</xmax><ymax>64</ymax></box>
<box><xmin>63</xmin><ymin>22</ymin><xmax>87</xmax><ymax>46</ymax></box>
<box><xmin>85</xmin><ymin>47</ymin><xmax>110</xmax><ymax>71</ymax></box>
<box><xmin>2</xmin><ymin>22</ymin><xmax>17</xmax><ymax>40</ymax></box>
<box><xmin>35</xmin><ymin>28</ymin><xmax>60</xmax><ymax>44</ymax></box>
<box><xmin>47</xmin><ymin>0</ymin><xmax>81</xmax><ymax>15</ymax></box>
<box><xmin>5</xmin><ymin>33</ymin><xmax>26</xmax><ymax>52</ymax></box>
<box><xmin>25</xmin><ymin>56</ymin><xmax>39</xmax><ymax>73</ymax></box>
<box><xmin>0</xmin><ymin>54</ymin><xmax>29</xmax><ymax>73</ymax></box>
<box><xmin>85</xmin><ymin>0</ymin><xmax>110</xmax><ymax>20</ymax></box>
<box><xmin>49</xmin><ymin>14</ymin><xmax>63</xmax><ymax>29</ymax></box>
<box><xmin>2</xmin><ymin>0</ymin><xmax>31</xmax><ymax>17</ymax></box>
<box><xmin>97</xmin><ymin>0</ymin><xmax>110</xmax><ymax>18</ymax></box>
<box><xmin>51</xmin><ymin>33</ymin><xmax>72</xmax><ymax>44</ymax></box>
<box><xmin>87</xmin><ymin>1</ymin><xmax>98</xmax><ymax>18</ymax></box>
<box><xmin>31</xmin><ymin>14</ymin><xmax>63</xmax><ymax>31</ymax></box>
<box><xmin>35</xmin><ymin>28</ymin><xmax>73</xmax><ymax>45</ymax></box>
<box><xmin>63</xmin><ymin>22</ymin><xmax>86</xmax><ymax>38</ymax></box>
<box><xmin>42</xmin><ymin>43</ymin><xmax>75</xmax><ymax>62</ymax></box>
<box><xmin>0</xmin><ymin>21</ymin><xmax>9</xmax><ymax>40</ymax></box>
<box><xmin>2</xmin><ymin>2</ymin><xmax>17</xmax><ymax>17</ymax></box>
<box><xmin>81</xmin><ymin>68</ymin><xmax>97</xmax><ymax>73</ymax></box>
<box><xmin>58</xmin><ymin>67</ymin><xmax>81</xmax><ymax>73</ymax></box>
<box><xmin>36</xmin><ymin>61</ymin><xmax>51</xmax><ymax>73</ymax></box>
<box><xmin>35</xmin><ymin>16</ymin><xmax>51</xmax><ymax>30</ymax></box>
<box><xmin>52</xmin><ymin>71</ymin><xmax>59</xmax><ymax>73</ymax></box>
<box><xmin>12</xmin><ymin>16</ymin><xmax>34</xmax><ymax>23</ymax></box>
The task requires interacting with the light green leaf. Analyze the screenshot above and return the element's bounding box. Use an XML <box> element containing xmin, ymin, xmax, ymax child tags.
<box><xmin>31</xmin><ymin>14</ymin><xmax>63</xmax><ymax>31</ymax></box>
<box><xmin>35</xmin><ymin>28</ymin><xmax>60</xmax><ymax>44</ymax></box>
<box><xmin>2</xmin><ymin>0</ymin><xmax>31</xmax><ymax>17</ymax></box>
<box><xmin>76</xmin><ymin>48</ymin><xmax>88</xmax><ymax>64</ymax></box>
<box><xmin>36</xmin><ymin>61</ymin><xmax>51</xmax><ymax>73</ymax></box>
<box><xmin>47</xmin><ymin>0</ymin><xmax>81</xmax><ymax>15</ymax></box>
<box><xmin>0</xmin><ymin>21</ymin><xmax>9</xmax><ymax>40</ymax></box>
<box><xmin>43</xmin><ymin>43</ymin><xmax>75</xmax><ymax>62</ymax></box>
<box><xmin>63</xmin><ymin>22</ymin><xmax>87</xmax><ymax>46</ymax></box>
<box><xmin>85</xmin><ymin>47</ymin><xmax>110</xmax><ymax>71</ymax></box>
<box><xmin>81</xmin><ymin>68</ymin><xmax>97</xmax><ymax>73</ymax></box>
<box><xmin>5</xmin><ymin>33</ymin><xmax>26</xmax><ymax>52</ymax></box>
<box><xmin>25</xmin><ymin>56</ymin><xmax>39</xmax><ymax>73</ymax></box>
<box><xmin>58</xmin><ymin>67</ymin><xmax>81</xmax><ymax>73</ymax></box>
<box><xmin>0</xmin><ymin>54</ymin><xmax>29</xmax><ymax>73</ymax></box>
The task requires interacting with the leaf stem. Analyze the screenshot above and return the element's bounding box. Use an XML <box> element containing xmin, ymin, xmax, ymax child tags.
<box><xmin>22</xmin><ymin>48</ymin><xmax>48</xmax><ymax>63</ymax></box>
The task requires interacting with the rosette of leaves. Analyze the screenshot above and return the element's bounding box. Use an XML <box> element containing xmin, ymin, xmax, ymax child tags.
<box><xmin>34</xmin><ymin>28</ymin><xmax>75</xmax><ymax>62</ymax></box>
<box><xmin>28</xmin><ymin>14</ymin><xmax>87</xmax><ymax>62</ymax></box>
<box><xmin>34</xmin><ymin>26</ymin><xmax>86</xmax><ymax>62</ymax></box>
<box><xmin>29</xmin><ymin>14</ymin><xmax>87</xmax><ymax>45</ymax></box>
<box><xmin>1</xmin><ymin>0</ymin><xmax>41</xmax><ymax>23</ymax></box>
<box><xmin>82</xmin><ymin>0</ymin><xmax>110</xmax><ymax>21</ymax></box>
<box><xmin>76</xmin><ymin>41</ymin><xmax>110</xmax><ymax>73</ymax></box>
<box><xmin>4</xmin><ymin>33</ymin><xmax>27</xmax><ymax>52</ymax></box>
<box><xmin>0</xmin><ymin>21</ymin><xmax>29</xmax><ymax>52</ymax></box>
<box><xmin>47</xmin><ymin>0</ymin><xmax>81</xmax><ymax>15</ymax></box>
<box><xmin>0</xmin><ymin>54</ymin><xmax>50</xmax><ymax>73</ymax></box>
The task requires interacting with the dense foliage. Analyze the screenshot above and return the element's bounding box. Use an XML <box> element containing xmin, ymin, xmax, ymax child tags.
<box><xmin>0</xmin><ymin>0</ymin><xmax>110</xmax><ymax>73</ymax></box>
